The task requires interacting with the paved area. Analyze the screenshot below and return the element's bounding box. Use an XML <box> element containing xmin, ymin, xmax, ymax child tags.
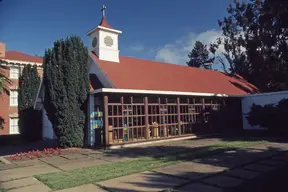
<box><xmin>177</xmin><ymin>183</ymin><xmax>223</xmax><ymax>192</ymax></box>
<box><xmin>154</xmin><ymin>161</ymin><xmax>227</xmax><ymax>180</ymax></box>
<box><xmin>96</xmin><ymin>141</ymin><xmax>288</xmax><ymax>192</ymax></box>
<box><xmin>54</xmin><ymin>184</ymin><xmax>106</xmax><ymax>192</ymax></box>
<box><xmin>0</xmin><ymin>164</ymin><xmax>60</xmax><ymax>182</ymax></box>
<box><xmin>8</xmin><ymin>183</ymin><xmax>51</xmax><ymax>192</ymax></box>
<box><xmin>0</xmin><ymin>137</ymin><xmax>288</xmax><ymax>191</ymax></box>
<box><xmin>98</xmin><ymin>171</ymin><xmax>188</xmax><ymax>192</ymax></box>
<box><xmin>1</xmin><ymin>177</ymin><xmax>41</xmax><ymax>190</ymax></box>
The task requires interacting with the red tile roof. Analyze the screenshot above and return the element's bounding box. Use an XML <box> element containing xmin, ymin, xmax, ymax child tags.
<box><xmin>91</xmin><ymin>52</ymin><xmax>259</xmax><ymax>95</ymax></box>
<box><xmin>0</xmin><ymin>51</ymin><xmax>42</xmax><ymax>63</ymax></box>
<box><xmin>99</xmin><ymin>17</ymin><xmax>114</xmax><ymax>29</ymax></box>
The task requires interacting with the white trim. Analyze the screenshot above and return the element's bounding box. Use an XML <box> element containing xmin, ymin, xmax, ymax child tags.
<box><xmin>91</xmin><ymin>88</ymin><xmax>243</xmax><ymax>97</ymax></box>
<box><xmin>1</xmin><ymin>58</ymin><xmax>42</xmax><ymax>66</ymax></box>
<box><xmin>88</xmin><ymin>52</ymin><xmax>115</xmax><ymax>88</ymax></box>
<box><xmin>86</xmin><ymin>26</ymin><xmax>122</xmax><ymax>35</ymax></box>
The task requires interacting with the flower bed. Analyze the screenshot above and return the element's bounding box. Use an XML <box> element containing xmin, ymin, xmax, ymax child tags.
<box><xmin>8</xmin><ymin>148</ymin><xmax>63</xmax><ymax>162</ymax></box>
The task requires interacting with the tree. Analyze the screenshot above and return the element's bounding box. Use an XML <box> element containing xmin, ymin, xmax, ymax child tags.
<box><xmin>18</xmin><ymin>64</ymin><xmax>40</xmax><ymax>111</ymax></box>
<box><xmin>18</xmin><ymin>64</ymin><xmax>41</xmax><ymax>140</ymax></box>
<box><xmin>187</xmin><ymin>41</ymin><xmax>214</xmax><ymax>69</ymax></box>
<box><xmin>43</xmin><ymin>36</ymin><xmax>89</xmax><ymax>148</ymax></box>
<box><xmin>0</xmin><ymin>65</ymin><xmax>11</xmax><ymax>95</ymax></box>
<box><xmin>213</xmin><ymin>0</ymin><xmax>288</xmax><ymax>92</ymax></box>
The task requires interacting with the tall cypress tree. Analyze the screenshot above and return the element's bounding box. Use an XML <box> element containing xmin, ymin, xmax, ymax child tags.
<box><xmin>43</xmin><ymin>36</ymin><xmax>89</xmax><ymax>148</ymax></box>
<box><xmin>18</xmin><ymin>64</ymin><xmax>41</xmax><ymax>140</ymax></box>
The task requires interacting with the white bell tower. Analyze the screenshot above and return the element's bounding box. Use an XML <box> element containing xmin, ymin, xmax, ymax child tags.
<box><xmin>87</xmin><ymin>5</ymin><xmax>122</xmax><ymax>63</ymax></box>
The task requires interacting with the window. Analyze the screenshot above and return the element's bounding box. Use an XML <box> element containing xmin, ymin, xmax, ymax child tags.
<box><xmin>10</xmin><ymin>66</ymin><xmax>20</xmax><ymax>79</ymax></box>
<box><xmin>10</xmin><ymin>90</ymin><xmax>18</xmax><ymax>106</ymax></box>
<box><xmin>10</xmin><ymin>118</ymin><xmax>19</xmax><ymax>134</ymax></box>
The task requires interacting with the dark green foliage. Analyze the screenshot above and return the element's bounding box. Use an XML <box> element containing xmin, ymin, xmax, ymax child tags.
<box><xmin>246</xmin><ymin>99</ymin><xmax>288</xmax><ymax>133</ymax></box>
<box><xmin>43</xmin><ymin>36</ymin><xmax>89</xmax><ymax>148</ymax></box>
<box><xmin>210</xmin><ymin>0</ymin><xmax>288</xmax><ymax>92</ymax></box>
<box><xmin>187</xmin><ymin>41</ymin><xmax>214</xmax><ymax>69</ymax></box>
<box><xmin>18</xmin><ymin>64</ymin><xmax>40</xmax><ymax>111</ymax></box>
<box><xmin>209</xmin><ymin>98</ymin><xmax>243</xmax><ymax>133</ymax></box>
<box><xmin>18</xmin><ymin>64</ymin><xmax>41</xmax><ymax>141</ymax></box>
<box><xmin>246</xmin><ymin>103</ymin><xmax>277</xmax><ymax>129</ymax></box>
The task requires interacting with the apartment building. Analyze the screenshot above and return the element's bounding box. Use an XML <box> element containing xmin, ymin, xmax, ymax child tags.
<box><xmin>0</xmin><ymin>42</ymin><xmax>43</xmax><ymax>135</ymax></box>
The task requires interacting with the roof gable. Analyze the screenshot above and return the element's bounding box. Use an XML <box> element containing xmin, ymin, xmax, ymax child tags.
<box><xmin>90</xmin><ymin>52</ymin><xmax>259</xmax><ymax>95</ymax></box>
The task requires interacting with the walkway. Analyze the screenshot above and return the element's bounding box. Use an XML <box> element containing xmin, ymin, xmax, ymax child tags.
<box><xmin>0</xmin><ymin>136</ymin><xmax>288</xmax><ymax>192</ymax></box>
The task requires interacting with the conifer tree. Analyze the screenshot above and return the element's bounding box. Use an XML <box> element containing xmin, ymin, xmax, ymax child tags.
<box><xmin>18</xmin><ymin>64</ymin><xmax>41</xmax><ymax>140</ymax></box>
<box><xmin>43</xmin><ymin>36</ymin><xmax>89</xmax><ymax>148</ymax></box>
<box><xmin>187</xmin><ymin>41</ymin><xmax>214</xmax><ymax>69</ymax></box>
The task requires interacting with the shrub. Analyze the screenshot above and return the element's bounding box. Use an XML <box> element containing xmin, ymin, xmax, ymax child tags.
<box><xmin>246</xmin><ymin>98</ymin><xmax>288</xmax><ymax>133</ymax></box>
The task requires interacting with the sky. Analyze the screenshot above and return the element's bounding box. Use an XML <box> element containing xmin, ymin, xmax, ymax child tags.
<box><xmin>0</xmin><ymin>0</ymin><xmax>232</xmax><ymax>68</ymax></box>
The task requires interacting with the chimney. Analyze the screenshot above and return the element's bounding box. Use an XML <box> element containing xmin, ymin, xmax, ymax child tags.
<box><xmin>0</xmin><ymin>42</ymin><xmax>6</xmax><ymax>58</ymax></box>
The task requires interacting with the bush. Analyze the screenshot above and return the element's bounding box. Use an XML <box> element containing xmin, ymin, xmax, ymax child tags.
<box><xmin>209</xmin><ymin>98</ymin><xmax>243</xmax><ymax>133</ymax></box>
<box><xmin>246</xmin><ymin>98</ymin><xmax>288</xmax><ymax>133</ymax></box>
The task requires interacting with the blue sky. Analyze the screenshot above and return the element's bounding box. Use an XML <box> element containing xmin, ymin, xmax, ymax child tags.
<box><xmin>0</xmin><ymin>0</ymin><xmax>232</xmax><ymax>67</ymax></box>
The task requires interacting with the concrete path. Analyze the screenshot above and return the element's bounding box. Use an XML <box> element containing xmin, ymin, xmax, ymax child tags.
<box><xmin>98</xmin><ymin>171</ymin><xmax>188</xmax><ymax>192</ymax></box>
<box><xmin>0</xmin><ymin>164</ymin><xmax>60</xmax><ymax>182</ymax></box>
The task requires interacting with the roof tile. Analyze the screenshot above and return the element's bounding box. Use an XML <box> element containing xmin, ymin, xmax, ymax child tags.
<box><xmin>99</xmin><ymin>17</ymin><xmax>114</xmax><ymax>29</ymax></box>
<box><xmin>0</xmin><ymin>51</ymin><xmax>42</xmax><ymax>63</ymax></box>
<box><xmin>90</xmin><ymin>51</ymin><xmax>259</xmax><ymax>95</ymax></box>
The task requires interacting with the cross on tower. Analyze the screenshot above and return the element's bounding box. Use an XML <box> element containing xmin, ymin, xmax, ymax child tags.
<box><xmin>101</xmin><ymin>5</ymin><xmax>106</xmax><ymax>17</ymax></box>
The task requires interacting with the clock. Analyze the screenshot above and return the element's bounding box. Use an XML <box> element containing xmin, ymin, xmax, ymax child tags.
<box><xmin>92</xmin><ymin>37</ymin><xmax>97</xmax><ymax>47</ymax></box>
<box><xmin>104</xmin><ymin>36</ymin><xmax>113</xmax><ymax>47</ymax></box>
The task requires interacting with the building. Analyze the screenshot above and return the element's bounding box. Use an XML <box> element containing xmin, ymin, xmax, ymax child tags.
<box><xmin>34</xmin><ymin>7</ymin><xmax>259</xmax><ymax>147</ymax></box>
<box><xmin>0</xmin><ymin>42</ymin><xmax>43</xmax><ymax>135</ymax></box>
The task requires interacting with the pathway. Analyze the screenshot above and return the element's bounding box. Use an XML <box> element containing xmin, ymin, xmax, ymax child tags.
<box><xmin>97</xmin><ymin>141</ymin><xmax>288</xmax><ymax>192</ymax></box>
<box><xmin>0</xmin><ymin>137</ymin><xmax>287</xmax><ymax>191</ymax></box>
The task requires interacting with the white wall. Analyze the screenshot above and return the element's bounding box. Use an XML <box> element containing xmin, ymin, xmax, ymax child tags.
<box><xmin>42</xmin><ymin>109</ymin><xmax>57</xmax><ymax>140</ymax></box>
<box><xmin>242</xmin><ymin>91</ymin><xmax>288</xmax><ymax>130</ymax></box>
<box><xmin>89</xmin><ymin>29</ymin><xmax>120</xmax><ymax>63</ymax></box>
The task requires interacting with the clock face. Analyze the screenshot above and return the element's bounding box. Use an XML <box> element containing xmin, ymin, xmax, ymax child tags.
<box><xmin>92</xmin><ymin>37</ymin><xmax>97</xmax><ymax>47</ymax></box>
<box><xmin>104</xmin><ymin>36</ymin><xmax>114</xmax><ymax>47</ymax></box>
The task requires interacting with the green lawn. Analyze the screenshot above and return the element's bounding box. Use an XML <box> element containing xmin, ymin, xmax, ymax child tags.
<box><xmin>36</xmin><ymin>140</ymin><xmax>265</xmax><ymax>190</ymax></box>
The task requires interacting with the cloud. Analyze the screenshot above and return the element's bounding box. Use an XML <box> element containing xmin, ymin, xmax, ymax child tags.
<box><xmin>155</xmin><ymin>30</ymin><xmax>224</xmax><ymax>65</ymax></box>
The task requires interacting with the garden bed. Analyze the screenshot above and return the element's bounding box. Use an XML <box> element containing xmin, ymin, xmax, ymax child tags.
<box><xmin>5</xmin><ymin>148</ymin><xmax>64</xmax><ymax>162</ymax></box>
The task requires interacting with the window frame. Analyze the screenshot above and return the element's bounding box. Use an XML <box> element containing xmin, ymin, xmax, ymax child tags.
<box><xmin>10</xmin><ymin>66</ymin><xmax>20</xmax><ymax>79</ymax></box>
<box><xmin>9</xmin><ymin>117</ymin><xmax>19</xmax><ymax>134</ymax></box>
<box><xmin>10</xmin><ymin>90</ymin><xmax>18</xmax><ymax>107</ymax></box>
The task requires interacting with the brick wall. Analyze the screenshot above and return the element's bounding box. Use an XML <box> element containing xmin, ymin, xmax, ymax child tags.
<box><xmin>0</xmin><ymin>65</ymin><xmax>43</xmax><ymax>135</ymax></box>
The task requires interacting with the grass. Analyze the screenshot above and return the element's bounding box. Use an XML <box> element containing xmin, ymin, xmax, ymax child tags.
<box><xmin>36</xmin><ymin>139</ymin><xmax>265</xmax><ymax>190</ymax></box>
<box><xmin>0</xmin><ymin>188</ymin><xmax>7</xmax><ymax>192</ymax></box>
